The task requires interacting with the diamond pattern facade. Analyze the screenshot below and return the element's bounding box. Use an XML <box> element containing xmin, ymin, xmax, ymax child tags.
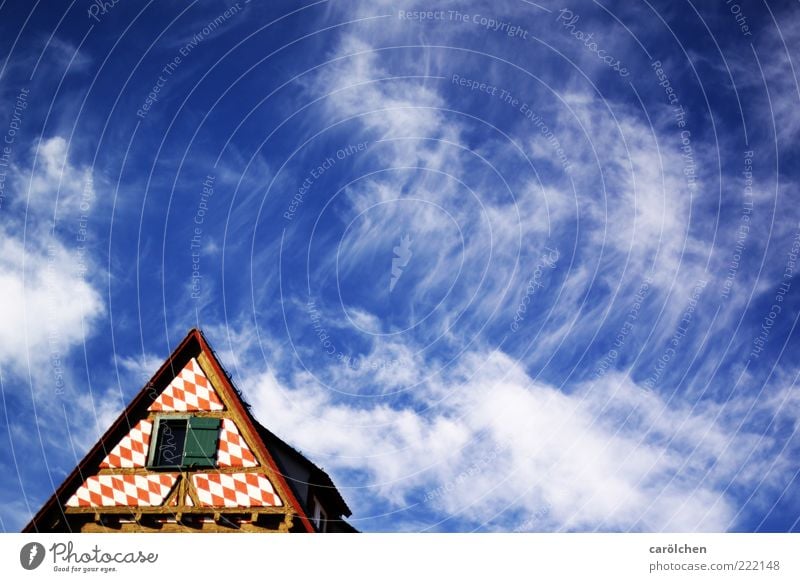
<box><xmin>66</xmin><ymin>361</ymin><xmax>278</xmax><ymax>513</ymax></box>
<box><xmin>217</xmin><ymin>418</ymin><xmax>258</xmax><ymax>467</ymax></box>
<box><xmin>149</xmin><ymin>358</ymin><xmax>224</xmax><ymax>412</ymax></box>
<box><xmin>192</xmin><ymin>472</ymin><xmax>282</xmax><ymax>508</ymax></box>
<box><xmin>66</xmin><ymin>474</ymin><xmax>177</xmax><ymax>508</ymax></box>
<box><xmin>99</xmin><ymin>420</ymin><xmax>152</xmax><ymax>468</ymax></box>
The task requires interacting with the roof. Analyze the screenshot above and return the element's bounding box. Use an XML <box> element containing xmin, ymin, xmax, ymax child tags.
<box><xmin>189</xmin><ymin>331</ymin><xmax>352</xmax><ymax>520</ymax></box>
<box><xmin>22</xmin><ymin>328</ymin><xmax>353</xmax><ymax>532</ymax></box>
<box><xmin>254</xmin><ymin>422</ymin><xmax>352</xmax><ymax>518</ymax></box>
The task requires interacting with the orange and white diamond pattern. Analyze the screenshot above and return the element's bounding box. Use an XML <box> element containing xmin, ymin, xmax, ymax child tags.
<box><xmin>99</xmin><ymin>420</ymin><xmax>152</xmax><ymax>468</ymax></box>
<box><xmin>217</xmin><ymin>418</ymin><xmax>258</xmax><ymax>467</ymax></box>
<box><xmin>148</xmin><ymin>358</ymin><xmax>224</xmax><ymax>412</ymax></box>
<box><xmin>192</xmin><ymin>473</ymin><xmax>282</xmax><ymax>508</ymax></box>
<box><xmin>66</xmin><ymin>474</ymin><xmax>177</xmax><ymax>507</ymax></box>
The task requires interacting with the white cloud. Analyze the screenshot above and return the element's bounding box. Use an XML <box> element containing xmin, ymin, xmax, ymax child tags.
<box><xmin>0</xmin><ymin>230</ymin><xmax>103</xmax><ymax>380</ymax></box>
<box><xmin>239</xmin><ymin>346</ymin><xmax>796</xmax><ymax>531</ymax></box>
<box><xmin>195</xmin><ymin>8</ymin><xmax>800</xmax><ymax>533</ymax></box>
<box><xmin>0</xmin><ymin>133</ymin><xmax>109</xmax><ymax>480</ymax></box>
<box><xmin>0</xmin><ymin>136</ymin><xmax>105</xmax><ymax>380</ymax></box>
<box><xmin>21</xmin><ymin>136</ymin><xmax>95</xmax><ymax>219</ymax></box>
<box><xmin>116</xmin><ymin>352</ymin><xmax>165</xmax><ymax>387</ymax></box>
<box><xmin>298</xmin><ymin>31</ymin><xmax>715</xmax><ymax>391</ymax></box>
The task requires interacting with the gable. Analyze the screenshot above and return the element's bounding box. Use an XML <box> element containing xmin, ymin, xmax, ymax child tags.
<box><xmin>66</xmin><ymin>474</ymin><xmax>177</xmax><ymax>508</ymax></box>
<box><xmin>24</xmin><ymin>329</ymin><xmax>315</xmax><ymax>533</ymax></box>
<box><xmin>192</xmin><ymin>473</ymin><xmax>282</xmax><ymax>507</ymax></box>
<box><xmin>218</xmin><ymin>418</ymin><xmax>257</xmax><ymax>467</ymax></box>
<box><xmin>149</xmin><ymin>357</ymin><xmax>223</xmax><ymax>412</ymax></box>
<box><xmin>99</xmin><ymin>420</ymin><xmax>152</xmax><ymax>468</ymax></box>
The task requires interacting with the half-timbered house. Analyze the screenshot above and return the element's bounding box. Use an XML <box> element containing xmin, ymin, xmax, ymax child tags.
<box><xmin>23</xmin><ymin>329</ymin><xmax>355</xmax><ymax>533</ymax></box>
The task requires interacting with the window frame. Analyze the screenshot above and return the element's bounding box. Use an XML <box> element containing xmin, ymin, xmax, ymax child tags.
<box><xmin>147</xmin><ymin>415</ymin><xmax>190</xmax><ymax>469</ymax></box>
<box><xmin>311</xmin><ymin>495</ymin><xmax>327</xmax><ymax>532</ymax></box>
<box><xmin>147</xmin><ymin>415</ymin><xmax>220</xmax><ymax>470</ymax></box>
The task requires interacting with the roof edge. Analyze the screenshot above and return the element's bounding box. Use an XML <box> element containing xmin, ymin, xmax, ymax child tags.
<box><xmin>23</xmin><ymin>329</ymin><xmax>318</xmax><ymax>532</ymax></box>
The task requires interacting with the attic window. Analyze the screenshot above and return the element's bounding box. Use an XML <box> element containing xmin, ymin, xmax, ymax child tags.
<box><xmin>149</xmin><ymin>416</ymin><xmax>220</xmax><ymax>469</ymax></box>
<box><xmin>312</xmin><ymin>496</ymin><xmax>327</xmax><ymax>532</ymax></box>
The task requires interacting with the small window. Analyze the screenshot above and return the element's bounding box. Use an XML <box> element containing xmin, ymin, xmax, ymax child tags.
<box><xmin>312</xmin><ymin>496</ymin><xmax>327</xmax><ymax>532</ymax></box>
<box><xmin>149</xmin><ymin>416</ymin><xmax>220</xmax><ymax>469</ymax></box>
<box><xmin>152</xmin><ymin>419</ymin><xmax>187</xmax><ymax>467</ymax></box>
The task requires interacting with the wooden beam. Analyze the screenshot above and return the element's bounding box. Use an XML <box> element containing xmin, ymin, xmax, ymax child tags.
<box><xmin>278</xmin><ymin>514</ymin><xmax>294</xmax><ymax>533</ymax></box>
<box><xmin>96</xmin><ymin>466</ymin><xmax>268</xmax><ymax>476</ymax></box>
<box><xmin>65</xmin><ymin>505</ymin><xmax>286</xmax><ymax>515</ymax></box>
<box><xmin>80</xmin><ymin>520</ymin><xmax>284</xmax><ymax>533</ymax></box>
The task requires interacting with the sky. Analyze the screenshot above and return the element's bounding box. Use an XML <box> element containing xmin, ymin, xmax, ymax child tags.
<box><xmin>0</xmin><ymin>0</ymin><xmax>799</xmax><ymax>533</ymax></box>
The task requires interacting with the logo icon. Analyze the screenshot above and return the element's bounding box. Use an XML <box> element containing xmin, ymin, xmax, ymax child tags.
<box><xmin>20</xmin><ymin>542</ymin><xmax>46</xmax><ymax>570</ymax></box>
<box><xmin>390</xmin><ymin>234</ymin><xmax>413</xmax><ymax>292</ymax></box>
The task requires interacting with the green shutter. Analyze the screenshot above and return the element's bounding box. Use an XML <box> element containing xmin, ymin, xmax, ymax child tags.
<box><xmin>182</xmin><ymin>417</ymin><xmax>220</xmax><ymax>468</ymax></box>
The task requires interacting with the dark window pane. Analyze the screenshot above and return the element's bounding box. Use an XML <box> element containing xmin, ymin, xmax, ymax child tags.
<box><xmin>153</xmin><ymin>419</ymin><xmax>187</xmax><ymax>467</ymax></box>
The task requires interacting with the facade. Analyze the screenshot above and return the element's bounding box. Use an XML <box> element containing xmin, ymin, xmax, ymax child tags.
<box><xmin>23</xmin><ymin>329</ymin><xmax>355</xmax><ymax>533</ymax></box>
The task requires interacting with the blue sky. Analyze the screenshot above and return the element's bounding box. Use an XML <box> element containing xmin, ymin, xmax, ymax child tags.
<box><xmin>1</xmin><ymin>0</ymin><xmax>799</xmax><ymax>532</ymax></box>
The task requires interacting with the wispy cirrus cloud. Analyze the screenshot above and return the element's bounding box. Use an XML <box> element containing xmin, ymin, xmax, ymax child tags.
<box><xmin>223</xmin><ymin>18</ymin><xmax>800</xmax><ymax>532</ymax></box>
<box><xmin>230</xmin><ymin>334</ymin><xmax>798</xmax><ymax>532</ymax></box>
<box><xmin>2</xmin><ymin>0</ymin><xmax>799</xmax><ymax>535</ymax></box>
